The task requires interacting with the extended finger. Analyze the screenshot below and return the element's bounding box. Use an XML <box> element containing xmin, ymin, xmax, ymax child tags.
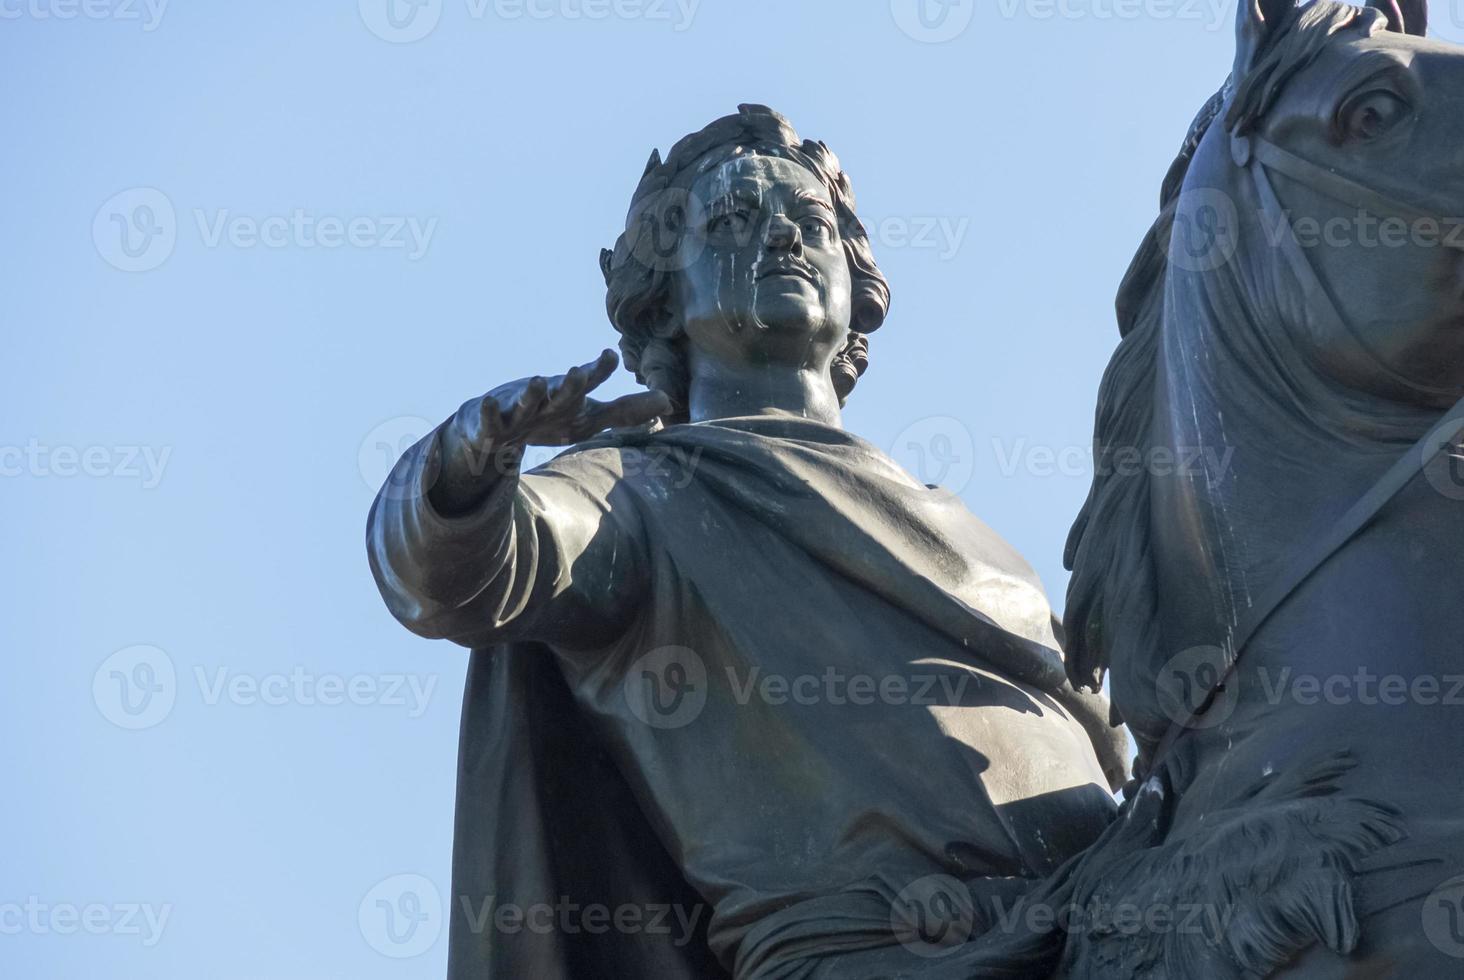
<box><xmin>545</xmin><ymin>365</ymin><xmax>589</xmax><ymax>413</ymax></box>
<box><xmin>580</xmin><ymin>349</ymin><xmax>620</xmax><ymax>395</ymax></box>
<box><xmin>477</xmin><ymin>392</ymin><xmax>506</xmax><ymax>440</ymax></box>
<box><xmin>506</xmin><ymin>376</ymin><xmax>550</xmax><ymax>433</ymax></box>
<box><xmin>578</xmin><ymin>390</ymin><xmax>673</xmax><ymax>435</ymax></box>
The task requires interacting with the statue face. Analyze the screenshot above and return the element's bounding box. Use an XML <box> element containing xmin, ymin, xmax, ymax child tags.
<box><xmin>673</xmin><ymin>154</ymin><xmax>853</xmax><ymax>372</ymax></box>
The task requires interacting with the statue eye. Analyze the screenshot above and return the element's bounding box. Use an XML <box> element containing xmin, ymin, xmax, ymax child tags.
<box><xmin>1339</xmin><ymin>89</ymin><xmax>1412</xmax><ymax>142</ymax></box>
<box><xmin>800</xmin><ymin>216</ymin><xmax>832</xmax><ymax>239</ymax></box>
<box><xmin>709</xmin><ymin>209</ymin><xmax>752</xmax><ymax>235</ymax></box>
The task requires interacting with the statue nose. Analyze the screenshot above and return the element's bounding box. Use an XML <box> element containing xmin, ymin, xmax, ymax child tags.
<box><xmin>764</xmin><ymin>213</ymin><xmax>802</xmax><ymax>253</ymax></box>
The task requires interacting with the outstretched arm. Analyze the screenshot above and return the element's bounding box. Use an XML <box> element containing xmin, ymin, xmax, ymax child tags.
<box><xmin>367</xmin><ymin>350</ymin><xmax>671</xmax><ymax>648</ymax></box>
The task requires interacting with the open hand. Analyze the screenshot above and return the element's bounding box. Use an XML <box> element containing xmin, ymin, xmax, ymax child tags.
<box><xmin>430</xmin><ymin>350</ymin><xmax>671</xmax><ymax>516</ymax></box>
<box><xmin>477</xmin><ymin>349</ymin><xmax>671</xmax><ymax>448</ymax></box>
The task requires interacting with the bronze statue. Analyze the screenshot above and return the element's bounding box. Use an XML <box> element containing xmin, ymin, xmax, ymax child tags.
<box><xmin>367</xmin><ymin>106</ymin><xmax>1125</xmax><ymax>978</ymax></box>
<box><xmin>1059</xmin><ymin>0</ymin><xmax>1464</xmax><ymax>975</ymax></box>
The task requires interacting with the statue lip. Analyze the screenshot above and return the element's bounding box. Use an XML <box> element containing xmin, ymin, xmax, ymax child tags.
<box><xmin>755</xmin><ymin>261</ymin><xmax>819</xmax><ymax>285</ymax></box>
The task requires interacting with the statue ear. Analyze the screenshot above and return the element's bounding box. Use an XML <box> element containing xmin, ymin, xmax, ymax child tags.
<box><xmin>1367</xmin><ymin>0</ymin><xmax>1428</xmax><ymax>35</ymax></box>
<box><xmin>1234</xmin><ymin>0</ymin><xmax>1292</xmax><ymax>78</ymax></box>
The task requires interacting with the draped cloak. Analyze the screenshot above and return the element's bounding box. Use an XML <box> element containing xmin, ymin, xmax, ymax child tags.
<box><xmin>367</xmin><ymin>415</ymin><xmax>1126</xmax><ymax>979</ymax></box>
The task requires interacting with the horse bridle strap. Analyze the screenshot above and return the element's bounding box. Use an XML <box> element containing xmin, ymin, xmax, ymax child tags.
<box><xmin>1244</xmin><ymin>135</ymin><xmax>1443</xmax><ymax>226</ymax></box>
<box><xmin>1143</xmin><ymin>393</ymin><xmax>1464</xmax><ymax>780</ymax></box>
<box><xmin>1139</xmin><ymin>134</ymin><xmax>1464</xmax><ymax>784</ymax></box>
<box><xmin>1238</xmin><ymin>133</ymin><xmax>1462</xmax><ymax>401</ymax></box>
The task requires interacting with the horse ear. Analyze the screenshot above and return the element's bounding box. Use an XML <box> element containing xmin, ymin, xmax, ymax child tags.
<box><xmin>1368</xmin><ymin>0</ymin><xmax>1429</xmax><ymax>35</ymax></box>
<box><xmin>1402</xmin><ymin>0</ymin><xmax>1429</xmax><ymax>34</ymax></box>
<box><xmin>1234</xmin><ymin>0</ymin><xmax>1293</xmax><ymax>78</ymax></box>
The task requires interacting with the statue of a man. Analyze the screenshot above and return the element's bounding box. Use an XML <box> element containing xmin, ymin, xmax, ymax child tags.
<box><xmin>367</xmin><ymin>104</ymin><xmax>1125</xmax><ymax>979</ymax></box>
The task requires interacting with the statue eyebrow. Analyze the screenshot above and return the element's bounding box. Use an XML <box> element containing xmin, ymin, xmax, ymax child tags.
<box><xmin>790</xmin><ymin>189</ymin><xmax>835</xmax><ymax>213</ymax></box>
<box><xmin>708</xmin><ymin>184</ymin><xmax>763</xmax><ymax>211</ymax></box>
<box><xmin>1337</xmin><ymin>48</ymin><xmax>1415</xmax><ymax>94</ymax></box>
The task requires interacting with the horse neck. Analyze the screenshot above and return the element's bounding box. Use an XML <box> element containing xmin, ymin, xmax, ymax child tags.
<box><xmin>1147</xmin><ymin>259</ymin><xmax>1419</xmax><ymax>653</ymax></box>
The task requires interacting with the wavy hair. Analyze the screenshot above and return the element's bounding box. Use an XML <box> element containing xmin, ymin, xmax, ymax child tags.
<box><xmin>600</xmin><ymin>104</ymin><xmax>890</xmax><ymax>423</ymax></box>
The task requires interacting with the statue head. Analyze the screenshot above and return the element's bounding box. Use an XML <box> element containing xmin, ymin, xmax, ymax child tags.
<box><xmin>601</xmin><ymin>104</ymin><xmax>891</xmax><ymax>422</ymax></box>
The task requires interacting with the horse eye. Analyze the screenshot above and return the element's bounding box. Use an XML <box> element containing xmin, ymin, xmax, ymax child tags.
<box><xmin>1340</xmin><ymin>90</ymin><xmax>1412</xmax><ymax>142</ymax></box>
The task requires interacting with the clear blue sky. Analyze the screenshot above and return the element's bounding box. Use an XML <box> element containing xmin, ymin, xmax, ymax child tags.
<box><xmin>9</xmin><ymin>2</ymin><xmax>1459</xmax><ymax>977</ymax></box>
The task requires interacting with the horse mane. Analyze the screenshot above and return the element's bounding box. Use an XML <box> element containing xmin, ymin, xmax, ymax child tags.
<box><xmin>1061</xmin><ymin>0</ymin><xmax>1369</xmax><ymax>700</ymax></box>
